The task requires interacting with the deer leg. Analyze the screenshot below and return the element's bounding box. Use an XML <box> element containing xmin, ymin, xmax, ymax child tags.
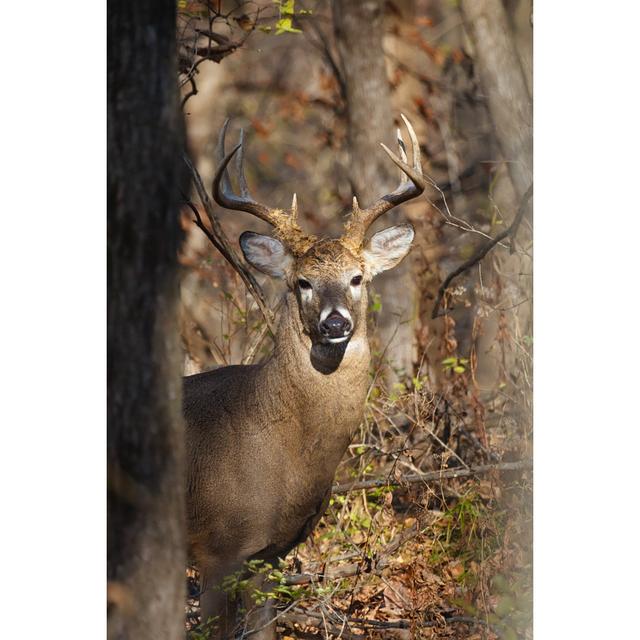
<box><xmin>239</xmin><ymin>572</ymin><xmax>278</xmax><ymax>640</ymax></box>
<box><xmin>199</xmin><ymin>566</ymin><xmax>238</xmax><ymax>640</ymax></box>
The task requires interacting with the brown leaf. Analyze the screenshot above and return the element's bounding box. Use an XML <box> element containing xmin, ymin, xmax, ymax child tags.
<box><xmin>283</xmin><ymin>152</ymin><xmax>301</xmax><ymax>170</ymax></box>
<box><xmin>383</xmin><ymin>579</ymin><xmax>412</xmax><ymax>611</ymax></box>
<box><xmin>417</xmin><ymin>37</ymin><xmax>446</xmax><ymax>66</ymax></box>
<box><xmin>250</xmin><ymin>118</ymin><xmax>271</xmax><ymax>139</ymax></box>
<box><xmin>446</xmin><ymin>560</ymin><xmax>465</xmax><ymax>579</ymax></box>
<box><xmin>415</xmin><ymin>17</ymin><xmax>434</xmax><ymax>27</ymax></box>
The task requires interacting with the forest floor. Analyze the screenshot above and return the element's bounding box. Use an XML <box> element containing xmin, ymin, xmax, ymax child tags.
<box><xmin>185</xmin><ymin>365</ymin><xmax>532</xmax><ymax>640</ymax></box>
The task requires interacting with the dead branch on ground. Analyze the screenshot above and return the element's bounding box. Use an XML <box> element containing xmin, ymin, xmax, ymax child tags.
<box><xmin>278</xmin><ymin>608</ymin><xmax>498</xmax><ymax>638</ymax></box>
<box><xmin>332</xmin><ymin>459</ymin><xmax>532</xmax><ymax>494</ymax></box>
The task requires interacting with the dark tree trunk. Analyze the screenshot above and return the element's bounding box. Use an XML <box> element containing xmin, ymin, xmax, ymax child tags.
<box><xmin>333</xmin><ymin>0</ymin><xmax>417</xmax><ymax>380</ymax></box>
<box><xmin>107</xmin><ymin>2</ymin><xmax>186</xmax><ymax>639</ymax></box>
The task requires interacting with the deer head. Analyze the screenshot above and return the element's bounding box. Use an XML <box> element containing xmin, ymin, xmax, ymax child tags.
<box><xmin>212</xmin><ymin>116</ymin><xmax>425</xmax><ymax>358</ymax></box>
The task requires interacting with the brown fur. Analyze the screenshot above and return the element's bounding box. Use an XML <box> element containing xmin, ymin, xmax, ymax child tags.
<box><xmin>293</xmin><ymin>239</ymin><xmax>365</xmax><ymax>280</ymax></box>
<box><xmin>184</xmin><ymin>227</ymin><xmax>413</xmax><ymax>638</ymax></box>
<box><xmin>272</xmin><ymin>213</ymin><xmax>317</xmax><ymax>257</ymax></box>
<box><xmin>184</xmin><ymin>240</ymin><xmax>371</xmax><ymax>638</ymax></box>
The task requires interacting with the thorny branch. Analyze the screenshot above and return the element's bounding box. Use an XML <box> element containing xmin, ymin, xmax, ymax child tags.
<box><xmin>431</xmin><ymin>184</ymin><xmax>533</xmax><ymax>318</ymax></box>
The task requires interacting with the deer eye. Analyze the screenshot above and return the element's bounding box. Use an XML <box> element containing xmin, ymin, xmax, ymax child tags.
<box><xmin>350</xmin><ymin>275</ymin><xmax>363</xmax><ymax>286</ymax></box>
<box><xmin>298</xmin><ymin>278</ymin><xmax>312</xmax><ymax>290</ymax></box>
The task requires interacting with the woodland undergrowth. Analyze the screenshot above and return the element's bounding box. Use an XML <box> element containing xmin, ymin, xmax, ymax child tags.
<box><xmin>182</xmin><ymin>244</ymin><xmax>532</xmax><ymax>640</ymax></box>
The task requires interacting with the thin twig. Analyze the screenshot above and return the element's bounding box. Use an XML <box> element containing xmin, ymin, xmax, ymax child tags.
<box><xmin>242</xmin><ymin>299</ymin><xmax>283</xmax><ymax>364</ymax></box>
<box><xmin>432</xmin><ymin>184</ymin><xmax>533</xmax><ymax>318</ymax></box>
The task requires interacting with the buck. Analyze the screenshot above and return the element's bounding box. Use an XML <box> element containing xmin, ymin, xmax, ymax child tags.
<box><xmin>184</xmin><ymin>115</ymin><xmax>424</xmax><ymax>638</ymax></box>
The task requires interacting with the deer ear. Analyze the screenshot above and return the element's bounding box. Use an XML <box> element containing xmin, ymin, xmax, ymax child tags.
<box><xmin>240</xmin><ymin>231</ymin><xmax>294</xmax><ymax>279</ymax></box>
<box><xmin>363</xmin><ymin>224</ymin><xmax>415</xmax><ymax>277</ymax></box>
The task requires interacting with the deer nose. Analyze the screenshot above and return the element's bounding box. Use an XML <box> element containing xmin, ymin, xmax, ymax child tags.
<box><xmin>319</xmin><ymin>312</ymin><xmax>352</xmax><ymax>339</ymax></box>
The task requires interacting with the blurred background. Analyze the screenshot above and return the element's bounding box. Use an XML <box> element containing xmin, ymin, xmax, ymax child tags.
<box><xmin>178</xmin><ymin>1</ymin><xmax>532</xmax><ymax>637</ymax></box>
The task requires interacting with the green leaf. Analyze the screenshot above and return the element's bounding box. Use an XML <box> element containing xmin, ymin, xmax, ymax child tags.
<box><xmin>275</xmin><ymin>0</ymin><xmax>302</xmax><ymax>34</ymax></box>
<box><xmin>275</xmin><ymin>18</ymin><xmax>302</xmax><ymax>34</ymax></box>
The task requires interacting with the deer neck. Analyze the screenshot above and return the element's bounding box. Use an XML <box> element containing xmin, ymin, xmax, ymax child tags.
<box><xmin>261</xmin><ymin>291</ymin><xmax>370</xmax><ymax>439</ymax></box>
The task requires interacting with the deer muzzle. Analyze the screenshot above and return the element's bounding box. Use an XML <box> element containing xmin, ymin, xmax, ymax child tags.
<box><xmin>319</xmin><ymin>311</ymin><xmax>352</xmax><ymax>342</ymax></box>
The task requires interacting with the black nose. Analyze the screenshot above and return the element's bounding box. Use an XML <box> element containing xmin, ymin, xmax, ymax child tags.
<box><xmin>319</xmin><ymin>312</ymin><xmax>352</xmax><ymax>338</ymax></box>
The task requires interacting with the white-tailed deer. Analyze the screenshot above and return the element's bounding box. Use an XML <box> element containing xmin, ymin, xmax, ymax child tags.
<box><xmin>184</xmin><ymin>115</ymin><xmax>424</xmax><ymax>638</ymax></box>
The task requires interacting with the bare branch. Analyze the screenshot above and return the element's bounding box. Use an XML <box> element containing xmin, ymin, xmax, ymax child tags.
<box><xmin>182</xmin><ymin>153</ymin><xmax>277</xmax><ymax>335</ymax></box>
<box><xmin>178</xmin><ymin>5</ymin><xmax>261</xmax><ymax>109</ymax></box>
<box><xmin>332</xmin><ymin>459</ymin><xmax>532</xmax><ymax>494</ymax></box>
<box><xmin>242</xmin><ymin>299</ymin><xmax>283</xmax><ymax>365</ymax></box>
<box><xmin>431</xmin><ymin>184</ymin><xmax>533</xmax><ymax>318</ymax></box>
<box><xmin>180</xmin><ymin>75</ymin><xmax>198</xmax><ymax>110</ymax></box>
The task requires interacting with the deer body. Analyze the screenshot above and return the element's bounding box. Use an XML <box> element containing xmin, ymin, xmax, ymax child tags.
<box><xmin>185</xmin><ymin>291</ymin><xmax>369</xmax><ymax>575</ymax></box>
<box><xmin>184</xmin><ymin>116</ymin><xmax>424</xmax><ymax>638</ymax></box>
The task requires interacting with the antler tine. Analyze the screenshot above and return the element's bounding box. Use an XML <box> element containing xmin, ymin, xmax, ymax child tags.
<box><xmin>345</xmin><ymin>115</ymin><xmax>425</xmax><ymax>245</ymax></box>
<box><xmin>211</xmin><ymin>120</ymin><xmax>280</xmax><ymax>225</ymax></box>
<box><xmin>215</xmin><ymin>118</ymin><xmax>235</xmax><ymax>199</ymax></box>
<box><xmin>396</xmin><ymin>127</ymin><xmax>409</xmax><ymax>182</ymax></box>
<box><xmin>236</xmin><ymin>128</ymin><xmax>251</xmax><ymax>198</ymax></box>
<box><xmin>400</xmin><ymin>112</ymin><xmax>422</xmax><ymax>174</ymax></box>
<box><xmin>210</xmin><ymin>120</ymin><xmax>317</xmax><ymax>255</ymax></box>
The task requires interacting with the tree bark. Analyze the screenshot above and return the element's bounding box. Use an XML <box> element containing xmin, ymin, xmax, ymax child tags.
<box><xmin>333</xmin><ymin>0</ymin><xmax>417</xmax><ymax>380</ymax></box>
<box><xmin>459</xmin><ymin>0</ymin><xmax>533</xmax><ymax>201</ymax></box>
<box><xmin>458</xmin><ymin>0</ymin><xmax>533</xmax><ymax>395</ymax></box>
<box><xmin>107</xmin><ymin>2</ymin><xmax>186</xmax><ymax>639</ymax></box>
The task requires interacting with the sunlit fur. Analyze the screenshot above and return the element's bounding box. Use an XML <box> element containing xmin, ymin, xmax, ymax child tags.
<box><xmin>291</xmin><ymin>239</ymin><xmax>365</xmax><ymax>344</ymax></box>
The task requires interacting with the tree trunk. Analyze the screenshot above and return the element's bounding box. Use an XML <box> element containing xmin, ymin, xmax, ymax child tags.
<box><xmin>459</xmin><ymin>0</ymin><xmax>533</xmax><ymax>201</ymax></box>
<box><xmin>333</xmin><ymin>0</ymin><xmax>416</xmax><ymax>380</ymax></box>
<box><xmin>459</xmin><ymin>0</ymin><xmax>533</xmax><ymax>405</ymax></box>
<box><xmin>107</xmin><ymin>2</ymin><xmax>186</xmax><ymax>639</ymax></box>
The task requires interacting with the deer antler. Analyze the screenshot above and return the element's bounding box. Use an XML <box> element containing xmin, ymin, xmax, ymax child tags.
<box><xmin>343</xmin><ymin>114</ymin><xmax>425</xmax><ymax>248</ymax></box>
<box><xmin>212</xmin><ymin>119</ymin><xmax>316</xmax><ymax>256</ymax></box>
